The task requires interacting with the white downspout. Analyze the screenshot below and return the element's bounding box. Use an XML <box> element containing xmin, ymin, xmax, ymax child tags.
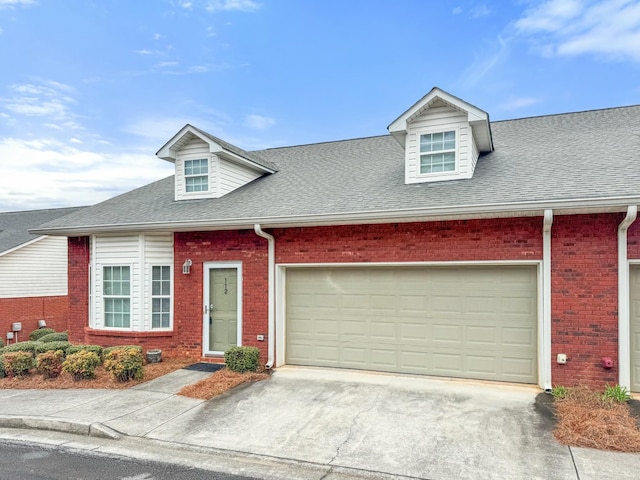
<box><xmin>618</xmin><ymin>205</ymin><xmax>637</xmax><ymax>390</ymax></box>
<box><xmin>542</xmin><ymin>209</ymin><xmax>553</xmax><ymax>391</ymax></box>
<box><xmin>254</xmin><ymin>224</ymin><xmax>275</xmax><ymax>369</ymax></box>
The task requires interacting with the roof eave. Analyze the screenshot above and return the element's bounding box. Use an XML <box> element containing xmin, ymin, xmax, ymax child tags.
<box><xmin>30</xmin><ymin>196</ymin><xmax>638</xmax><ymax>237</ymax></box>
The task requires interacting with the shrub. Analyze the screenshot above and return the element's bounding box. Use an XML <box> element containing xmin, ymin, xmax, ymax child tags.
<box><xmin>66</xmin><ymin>344</ymin><xmax>103</xmax><ymax>358</ymax></box>
<box><xmin>36</xmin><ymin>350</ymin><xmax>65</xmax><ymax>379</ymax></box>
<box><xmin>38</xmin><ymin>332</ymin><xmax>68</xmax><ymax>343</ymax></box>
<box><xmin>29</xmin><ymin>328</ymin><xmax>56</xmax><ymax>341</ymax></box>
<box><xmin>603</xmin><ymin>384</ymin><xmax>631</xmax><ymax>403</ymax></box>
<box><xmin>35</xmin><ymin>341</ymin><xmax>71</xmax><ymax>355</ymax></box>
<box><xmin>62</xmin><ymin>351</ymin><xmax>101</xmax><ymax>381</ymax></box>
<box><xmin>0</xmin><ymin>341</ymin><xmax>40</xmax><ymax>355</ymax></box>
<box><xmin>0</xmin><ymin>356</ymin><xmax>5</xmax><ymax>378</ymax></box>
<box><xmin>3</xmin><ymin>351</ymin><xmax>35</xmax><ymax>377</ymax></box>
<box><xmin>0</xmin><ymin>337</ymin><xmax>3</xmax><ymax>348</ymax></box>
<box><xmin>102</xmin><ymin>345</ymin><xmax>143</xmax><ymax>360</ymax></box>
<box><xmin>551</xmin><ymin>385</ymin><xmax>568</xmax><ymax>400</ymax></box>
<box><xmin>224</xmin><ymin>346</ymin><xmax>261</xmax><ymax>373</ymax></box>
<box><xmin>103</xmin><ymin>348</ymin><xmax>144</xmax><ymax>382</ymax></box>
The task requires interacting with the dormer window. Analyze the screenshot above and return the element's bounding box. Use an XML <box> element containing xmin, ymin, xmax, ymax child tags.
<box><xmin>420</xmin><ymin>131</ymin><xmax>456</xmax><ymax>174</ymax></box>
<box><xmin>185</xmin><ymin>159</ymin><xmax>209</xmax><ymax>192</ymax></box>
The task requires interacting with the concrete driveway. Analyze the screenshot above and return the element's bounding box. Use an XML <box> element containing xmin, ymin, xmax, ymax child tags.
<box><xmin>143</xmin><ymin>367</ymin><xmax>593</xmax><ymax>479</ymax></box>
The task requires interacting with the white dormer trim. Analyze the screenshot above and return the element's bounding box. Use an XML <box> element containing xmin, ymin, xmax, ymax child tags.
<box><xmin>156</xmin><ymin>124</ymin><xmax>276</xmax><ymax>201</ymax></box>
<box><xmin>388</xmin><ymin>87</ymin><xmax>493</xmax><ymax>153</ymax></box>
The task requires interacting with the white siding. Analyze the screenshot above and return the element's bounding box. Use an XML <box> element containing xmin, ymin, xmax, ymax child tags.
<box><xmin>405</xmin><ymin>104</ymin><xmax>479</xmax><ymax>184</ymax></box>
<box><xmin>92</xmin><ymin>234</ymin><xmax>173</xmax><ymax>331</ymax></box>
<box><xmin>0</xmin><ymin>236</ymin><xmax>68</xmax><ymax>298</ymax></box>
<box><xmin>219</xmin><ymin>159</ymin><xmax>262</xmax><ymax>196</ymax></box>
<box><xmin>174</xmin><ymin>138</ymin><xmax>216</xmax><ymax>201</ymax></box>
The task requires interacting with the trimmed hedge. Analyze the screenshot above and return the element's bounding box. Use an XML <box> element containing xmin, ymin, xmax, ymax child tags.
<box><xmin>62</xmin><ymin>351</ymin><xmax>101</xmax><ymax>381</ymax></box>
<box><xmin>36</xmin><ymin>350</ymin><xmax>64</xmax><ymax>378</ymax></box>
<box><xmin>29</xmin><ymin>328</ymin><xmax>56</xmax><ymax>341</ymax></box>
<box><xmin>0</xmin><ymin>341</ymin><xmax>40</xmax><ymax>355</ymax></box>
<box><xmin>0</xmin><ymin>356</ymin><xmax>5</xmax><ymax>378</ymax></box>
<box><xmin>35</xmin><ymin>341</ymin><xmax>71</xmax><ymax>355</ymax></box>
<box><xmin>0</xmin><ymin>338</ymin><xmax>3</xmax><ymax>348</ymax></box>
<box><xmin>3</xmin><ymin>351</ymin><xmax>35</xmax><ymax>377</ymax></box>
<box><xmin>66</xmin><ymin>344</ymin><xmax>103</xmax><ymax>358</ymax></box>
<box><xmin>103</xmin><ymin>348</ymin><xmax>144</xmax><ymax>382</ymax></box>
<box><xmin>39</xmin><ymin>332</ymin><xmax>69</xmax><ymax>343</ymax></box>
<box><xmin>224</xmin><ymin>346</ymin><xmax>261</xmax><ymax>373</ymax></box>
<box><xmin>102</xmin><ymin>345</ymin><xmax>143</xmax><ymax>359</ymax></box>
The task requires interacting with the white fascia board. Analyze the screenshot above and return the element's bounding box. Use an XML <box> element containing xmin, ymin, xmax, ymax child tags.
<box><xmin>157</xmin><ymin>125</ymin><xmax>221</xmax><ymax>162</ymax></box>
<box><xmin>30</xmin><ymin>196</ymin><xmax>640</xmax><ymax>236</ymax></box>
<box><xmin>0</xmin><ymin>236</ymin><xmax>47</xmax><ymax>258</ymax></box>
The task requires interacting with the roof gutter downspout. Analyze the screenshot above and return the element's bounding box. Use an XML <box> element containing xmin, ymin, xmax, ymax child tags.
<box><xmin>618</xmin><ymin>206</ymin><xmax>637</xmax><ymax>390</ymax></box>
<box><xmin>542</xmin><ymin>209</ymin><xmax>553</xmax><ymax>391</ymax></box>
<box><xmin>254</xmin><ymin>224</ymin><xmax>275</xmax><ymax>369</ymax></box>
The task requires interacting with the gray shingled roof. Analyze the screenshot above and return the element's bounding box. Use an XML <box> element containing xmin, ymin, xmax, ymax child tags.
<box><xmin>33</xmin><ymin>105</ymin><xmax>640</xmax><ymax>235</ymax></box>
<box><xmin>0</xmin><ymin>207</ymin><xmax>85</xmax><ymax>252</ymax></box>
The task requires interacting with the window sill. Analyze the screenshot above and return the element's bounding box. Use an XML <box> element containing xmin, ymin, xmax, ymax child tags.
<box><xmin>84</xmin><ymin>327</ymin><xmax>174</xmax><ymax>338</ymax></box>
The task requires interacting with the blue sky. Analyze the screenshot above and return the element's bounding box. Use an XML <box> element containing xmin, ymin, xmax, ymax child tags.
<box><xmin>1</xmin><ymin>0</ymin><xmax>639</xmax><ymax>211</ymax></box>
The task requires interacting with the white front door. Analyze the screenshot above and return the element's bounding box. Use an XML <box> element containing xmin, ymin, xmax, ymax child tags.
<box><xmin>203</xmin><ymin>263</ymin><xmax>242</xmax><ymax>355</ymax></box>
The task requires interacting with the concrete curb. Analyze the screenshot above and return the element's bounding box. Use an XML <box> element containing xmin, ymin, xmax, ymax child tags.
<box><xmin>0</xmin><ymin>415</ymin><xmax>122</xmax><ymax>439</ymax></box>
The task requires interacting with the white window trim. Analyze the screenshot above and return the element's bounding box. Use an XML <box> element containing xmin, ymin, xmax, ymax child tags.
<box><xmin>102</xmin><ymin>264</ymin><xmax>133</xmax><ymax>330</ymax></box>
<box><xmin>150</xmin><ymin>264</ymin><xmax>173</xmax><ymax>330</ymax></box>
<box><xmin>180</xmin><ymin>153</ymin><xmax>213</xmax><ymax>197</ymax></box>
<box><xmin>415</xmin><ymin>127</ymin><xmax>460</xmax><ymax>178</ymax></box>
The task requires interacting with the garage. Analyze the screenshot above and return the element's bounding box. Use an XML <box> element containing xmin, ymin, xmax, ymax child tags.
<box><xmin>285</xmin><ymin>265</ymin><xmax>538</xmax><ymax>383</ymax></box>
<box><xmin>630</xmin><ymin>266</ymin><xmax>640</xmax><ymax>392</ymax></box>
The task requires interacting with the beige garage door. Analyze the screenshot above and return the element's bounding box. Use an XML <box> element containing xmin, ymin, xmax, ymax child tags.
<box><xmin>630</xmin><ymin>267</ymin><xmax>640</xmax><ymax>392</ymax></box>
<box><xmin>286</xmin><ymin>266</ymin><xmax>538</xmax><ymax>383</ymax></box>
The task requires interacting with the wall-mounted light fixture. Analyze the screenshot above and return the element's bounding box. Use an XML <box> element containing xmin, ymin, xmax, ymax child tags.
<box><xmin>182</xmin><ymin>259</ymin><xmax>193</xmax><ymax>275</ymax></box>
<box><xmin>38</xmin><ymin>319</ymin><xmax>47</xmax><ymax>328</ymax></box>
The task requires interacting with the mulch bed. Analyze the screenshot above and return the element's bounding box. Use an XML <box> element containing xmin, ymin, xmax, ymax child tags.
<box><xmin>537</xmin><ymin>387</ymin><xmax>640</xmax><ymax>452</ymax></box>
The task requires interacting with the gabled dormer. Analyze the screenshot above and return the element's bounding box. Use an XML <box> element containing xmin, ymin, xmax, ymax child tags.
<box><xmin>156</xmin><ymin>124</ymin><xmax>277</xmax><ymax>201</ymax></box>
<box><xmin>388</xmin><ymin>87</ymin><xmax>493</xmax><ymax>184</ymax></box>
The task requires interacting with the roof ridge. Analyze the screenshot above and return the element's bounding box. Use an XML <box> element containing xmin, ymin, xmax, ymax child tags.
<box><xmin>492</xmin><ymin>103</ymin><xmax>640</xmax><ymax>124</ymax></box>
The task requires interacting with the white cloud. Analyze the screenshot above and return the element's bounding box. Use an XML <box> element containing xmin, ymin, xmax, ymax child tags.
<box><xmin>0</xmin><ymin>26</ymin><xmax>3</xmax><ymax>35</ymax></box>
<box><xmin>153</xmin><ymin>33</ymin><xmax>163</xmax><ymax>40</ymax></box>
<box><xmin>456</xmin><ymin>35</ymin><xmax>510</xmax><ymax>88</ymax></box>
<box><xmin>181</xmin><ymin>1</ymin><xmax>193</xmax><ymax>9</ymax></box>
<box><xmin>134</xmin><ymin>49</ymin><xmax>153</xmax><ymax>55</ymax></box>
<box><xmin>0</xmin><ymin>137</ymin><xmax>174</xmax><ymax>211</ymax></box>
<box><xmin>206</xmin><ymin>0</ymin><xmax>261</xmax><ymax>13</ymax></box>
<box><xmin>0</xmin><ymin>0</ymin><xmax>35</xmax><ymax>6</ymax></box>
<box><xmin>0</xmin><ymin>81</ymin><xmax>80</xmax><ymax>129</ymax></box>
<box><xmin>515</xmin><ymin>0</ymin><xmax>640</xmax><ymax>62</ymax></box>
<box><xmin>470</xmin><ymin>4</ymin><xmax>490</xmax><ymax>18</ymax></box>
<box><xmin>244</xmin><ymin>114</ymin><xmax>275</xmax><ymax>130</ymax></box>
<box><xmin>156</xmin><ymin>61</ymin><xmax>179</xmax><ymax>68</ymax></box>
<box><xmin>498</xmin><ymin>96</ymin><xmax>541</xmax><ymax>111</ymax></box>
<box><xmin>452</xmin><ymin>6</ymin><xmax>463</xmax><ymax>15</ymax></box>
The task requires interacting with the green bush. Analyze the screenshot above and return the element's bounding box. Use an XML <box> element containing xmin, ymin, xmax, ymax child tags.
<box><xmin>66</xmin><ymin>344</ymin><xmax>103</xmax><ymax>358</ymax></box>
<box><xmin>0</xmin><ymin>341</ymin><xmax>40</xmax><ymax>355</ymax></box>
<box><xmin>35</xmin><ymin>341</ymin><xmax>71</xmax><ymax>355</ymax></box>
<box><xmin>62</xmin><ymin>350</ymin><xmax>101</xmax><ymax>381</ymax></box>
<box><xmin>29</xmin><ymin>328</ymin><xmax>56</xmax><ymax>341</ymax></box>
<box><xmin>224</xmin><ymin>346</ymin><xmax>261</xmax><ymax>373</ymax></box>
<box><xmin>102</xmin><ymin>345</ymin><xmax>143</xmax><ymax>360</ymax></box>
<box><xmin>0</xmin><ymin>337</ymin><xmax>3</xmax><ymax>348</ymax></box>
<box><xmin>103</xmin><ymin>348</ymin><xmax>144</xmax><ymax>382</ymax></box>
<box><xmin>603</xmin><ymin>384</ymin><xmax>631</xmax><ymax>403</ymax></box>
<box><xmin>36</xmin><ymin>350</ymin><xmax>65</xmax><ymax>379</ymax></box>
<box><xmin>3</xmin><ymin>351</ymin><xmax>35</xmax><ymax>377</ymax></box>
<box><xmin>0</xmin><ymin>356</ymin><xmax>5</xmax><ymax>378</ymax></box>
<box><xmin>38</xmin><ymin>332</ymin><xmax>68</xmax><ymax>343</ymax></box>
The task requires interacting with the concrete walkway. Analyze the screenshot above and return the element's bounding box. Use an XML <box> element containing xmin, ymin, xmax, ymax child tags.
<box><xmin>0</xmin><ymin>366</ymin><xmax>639</xmax><ymax>480</ymax></box>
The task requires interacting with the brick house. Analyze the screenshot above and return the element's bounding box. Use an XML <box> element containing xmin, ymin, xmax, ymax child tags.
<box><xmin>33</xmin><ymin>88</ymin><xmax>640</xmax><ymax>391</ymax></box>
<box><xmin>0</xmin><ymin>207</ymin><xmax>84</xmax><ymax>340</ymax></box>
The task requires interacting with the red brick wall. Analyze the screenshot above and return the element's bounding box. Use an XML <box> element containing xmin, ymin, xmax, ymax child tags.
<box><xmin>68</xmin><ymin>236</ymin><xmax>89</xmax><ymax>344</ymax></box>
<box><xmin>550</xmin><ymin>214</ymin><xmax>621</xmax><ymax>387</ymax></box>
<box><xmin>0</xmin><ymin>296</ymin><xmax>68</xmax><ymax>343</ymax></box>
<box><xmin>65</xmin><ymin>214</ymin><xmax>629</xmax><ymax>388</ymax></box>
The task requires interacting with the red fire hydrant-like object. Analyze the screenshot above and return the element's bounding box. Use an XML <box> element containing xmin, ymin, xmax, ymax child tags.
<box><xmin>601</xmin><ymin>357</ymin><xmax>614</xmax><ymax>369</ymax></box>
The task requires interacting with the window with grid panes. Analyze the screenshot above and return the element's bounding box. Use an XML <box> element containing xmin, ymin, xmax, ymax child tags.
<box><xmin>184</xmin><ymin>158</ymin><xmax>208</xmax><ymax>192</ymax></box>
<box><xmin>151</xmin><ymin>266</ymin><xmax>171</xmax><ymax>328</ymax></box>
<box><xmin>103</xmin><ymin>266</ymin><xmax>130</xmax><ymax>328</ymax></box>
<box><xmin>419</xmin><ymin>131</ymin><xmax>456</xmax><ymax>174</ymax></box>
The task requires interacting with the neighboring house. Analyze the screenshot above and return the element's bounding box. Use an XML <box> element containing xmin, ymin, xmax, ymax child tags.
<box><xmin>32</xmin><ymin>88</ymin><xmax>640</xmax><ymax>391</ymax></box>
<box><xmin>0</xmin><ymin>207</ymin><xmax>84</xmax><ymax>340</ymax></box>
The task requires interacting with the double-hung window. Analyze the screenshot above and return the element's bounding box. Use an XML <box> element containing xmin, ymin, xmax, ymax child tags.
<box><xmin>420</xmin><ymin>131</ymin><xmax>456</xmax><ymax>174</ymax></box>
<box><xmin>151</xmin><ymin>266</ymin><xmax>171</xmax><ymax>329</ymax></box>
<box><xmin>103</xmin><ymin>266</ymin><xmax>130</xmax><ymax>328</ymax></box>
<box><xmin>184</xmin><ymin>158</ymin><xmax>208</xmax><ymax>192</ymax></box>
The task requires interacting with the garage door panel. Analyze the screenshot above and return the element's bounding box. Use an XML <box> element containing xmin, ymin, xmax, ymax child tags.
<box><xmin>286</xmin><ymin>266</ymin><xmax>537</xmax><ymax>384</ymax></box>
